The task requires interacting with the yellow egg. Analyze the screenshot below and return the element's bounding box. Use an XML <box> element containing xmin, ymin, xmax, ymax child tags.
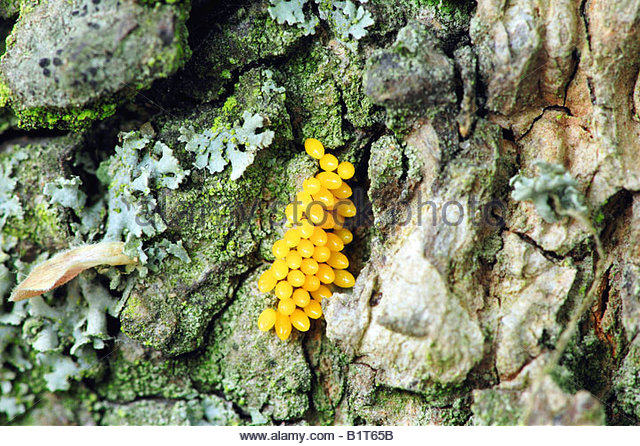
<box><xmin>292</xmin><ymin>288</ymin><xmax>311</xmax><ymax>307</ymax></box>
<box><xmin>312</xmin><ymin>187</ymin><xmax>335</xmax><ymax>209</ymax></box>
<box><xmin>296</xmin><ymin>191</ymin><xmax>313</xmax><ymax>207</ymax></box>
<box><xmin>275</xmin><ymin>280</ymin><xmax>293</xmax><ymax>299</ymax></box>
<box><xmin>311</xmin><ymin>285</ymin><xmax>332</xmax><ymax>301</ymax></box>
<box><xmin>275</xmin><ymin>313</ymin><xmax>292</xmax><ymax>340</ymax></box>
<box><xmin>317</xmin><ymin>263</ymin><xmax>335</xmax><ymax>284</ymax></box>
<box><xmin>334</xmin><ymin>228</ymin><xmax>353</xmax><ymax>245</ymax></box>
<box><xmin>336</xmin><ymin>199</ymin><xmax>356</xmax><ymax>218</ymax></box>
<box><xmin>331</xmin><ymin>211</ymin><xmax>346</xmax><ymax>229</ymax></box>
<box><xmin>305</xmin><ymin>138</ymin><xmax>325</xmax><ymax>159</ymax></box>
<box><xmin>258</xmin><ymin>308</ymin><xmax>277</xmax><ymax>331</ymax></box>
<box><xmin>312</xmin><ymin>245</ymin><xmax>331</xmax><ymax>263</ymax></box>
<box><xmin>332</xmin><ymin>181</ymin><xmax>352</xmax><ymax>199</ymax></box>
<box><xmin>287</xmin><ymin>269</ymin><xmax>306</xmax><ymax>287</ymax></box>
<box><xmin>290</xmin><ymin>309</ymin><xmax>311</xmax><ymax>332</ymax></box>
<box><xmin>325</xmin><ymin>233</ymin><xmax>344</xmax><ymax>252</ymax></box>
<box><xmin>337</xmin><ymin>161</ymin><xmax>355</xmax><ymax>179</ymax></box>
<box><xmin>307</xmin><ymin>203</ymin><xmax>327</xmax><ymax>225</ymax></box>
<box><xmin>316</xmin><ymin>171</ymin><xmax>342</xmax><ymax>190</ymax></box>
<box><xmin>303</xmin><ymin>274</ymin><xmax>321</xmax><ymax>292</ymax></box>
<box><xmin>310</xmin><ymin>227</ymin><xmax>328</xmax><ymax>246</ymax></box>
<box><xmin>303</xmin><ymin>177</ymin><xmax>322</xmax><ymax>195</ymax></box>
<box><xmin>319</xmin><ymin>154</ymin><xmax>339</xmax><ymax>172</ymax></box>
<box><xmin>297</xmin><ymin>239</ymin><xmax>315</xmax><ymax>258</ymax></box>
<box><xmin>304</xmin><ymin>299</ymin><xmax>323</xmax><ymax>319</ymax></box>
<box><xmin>300</xmin><ymin>258</ymin><xmax>319</xmax><ymax>275</ymax></box>
<box><xmin>278</xmin><ymin>298</ymin><xmax>296</xmax><ymax>316</ymax></box>
<box><xmin>298</xmin><ymin>219</ymin><xmax>315</xmax><ymax>238</ymax></box>
<box><xmin>271</xmin><ymin>259</ymin><xmax>289</xmax><ymax>280</ymax></box>
<box><xmin>258</xmin><ymin>269</ymin><xmax>277</xmax><ymax>293</ymax></box>
<box><xmin>285</xmin><ymin>202</ymin><xmax>303</xmax><ymax>224</ymax></box>
<box><xmin>327</xmin><ymin>251</ymin><xmax>349</xmax><ymax>269</ymax></box>
<box><xmin>286</xmin><ymin>250</ymin><xmax>302</xmax><ymax>269</ymax></box>
<box><xmin>272</xmin><ymin>239</ymin><xmax>290</xmax><ymax>259</ymax></box>
<box><xmin>284</xmin><ymin>228</ymin><xmax>301</xmax><ymax>248</ymax></box>
<box><xmin>334</xmin><ymin>270</ymin><xmax>355</xmax><ymax>288</ymax></box>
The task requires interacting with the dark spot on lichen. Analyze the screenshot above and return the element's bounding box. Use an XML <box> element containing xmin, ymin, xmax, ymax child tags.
<box><xmin>39</xmin><ymin>58</ymin><xmax>50</xmax><ymax>68</ymax></box>
<box><xmin>43</xmin><ymin>68</ymin><xmax>50</xmax><ymax>77</ymax></box>
<box><xmin>53</xmin><ymin>58</ymin><xmax>62</xmax><ymax>66</ymax></box>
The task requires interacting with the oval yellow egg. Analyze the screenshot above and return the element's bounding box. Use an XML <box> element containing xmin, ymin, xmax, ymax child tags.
<box><xmin>303</xmin><ymin>177</ymin><xmax>322</xmax><ymax>195</ymax></box>
<box><xmin>272</xmin><ymin>239</ymin><xmax>289</xmax><ymax>259</ymax></box>
<box><xmin>337</xmin><ymin>161</ymin><xmax>355</xmax><ymax>179</ymax></box>
<box><xmin>258</xmin><ymin>269</ymin><xmax>277</xmax><ymax>293</ymax></box>
<box><xmin>304</xmin><ymin>300</ymin><xmax>323</xmax><ymax>319</ymax></box>
<box><xmin>298</xmin><ymin>219</ymin><xmax>315</xmax><ymax>238</ymax></box>
<box><xmin>275</xmin><ymin>313</ymin><xmax>292</xmax><ymax>340</ymax></box>
<box><xmin>286</xmin><ymin>250</ymin><xmax>302</xmax><ymax>269</ymax></box>
<box><xmin>317</xmin><ymin>264</ymin><xmax>335</xmax><ymax>284</ymax></box>
<box><xmin>332</xmin><ymin>182</ymin><xmax>352</xmax><ymax>199</ymax></box>
<box><xmin>312</xmin><ymin>245</ymin><xmax>331</xmax><ymax>263</ymax></box>
<box><xmin>284</xmin><ymin>228</ymin><xmax>301</xmax><ymax>248</ymax></box>
<box><xmin>275</xmin><ymin>280</ymin><xmax>293</xmax><ymax>299</ymax></box>
<box><xmin>258</xmin><ymin>308</ymin><xmax>277</xmax><ymax>331</ymax></box>
<box><xmin>325</xmin><ymin>233</ymin><xmax>344</xmax><ymax>252</ymax></box>
<box><xmin>310</xmin><ymin>227</ymin><xmax>328</xmax><ymax>246</ymax></box>
<box><xmin>271</xmin><ymin>259</ymin><xmax>289</xmax><ymax>280</ymax></box>
<box><xmin>297</xmin><ymin>239</ymin><xmax>315</xmax><ymax>258</ymax></box>
<box><xmin>334</xmin><ymin>228</ymin><xmax>353</xmax><ymax>245</ymax></box>
<box><xmin>327</xmin><ymin>251</ymin><xmax>349</xmax><ymax>269</ymax></box>
<box><xmin>316</xmin><ymin>171</ymin><xmax>342</xmax><ymax>190</ymax></box>
<box><xmin>278</xmin><ymin>298</ymin><xmax>296</xmax><ymax>316</ymax></box>
<box><xmin>300</xmin><ymin>258</ymin><xmax>319</xmax><ymax>275</ymax></box>
<box><xmin>290</xmin><ymin>309</ymin><xmax>311</xmax><ymax>332</ymax></box>
<box><xmin>319</xmin><ymin>154</ymin><xmax>339</xmax><ymax>172</ymax></box>
<box><xmin>336</xmin><ymin>199</ymin><xmax>356</xmax><ymax>218</ymax></box>
<box><xmin>292</xmin><ymin>288</ymin><xmax>311</xmax><ymax>307</ymax></box>
<box><xmin>287</xmin><ymin>269</ymin><xmax>306</xmax><ymax>287</ymax></box>
<box><xmin>303</xmin><ymin>274</ymin><xmax>321</xmax><ymax>292</ymax></box>
<box><xmin>311</xmin><ymin>285</ymin><xmax>332</xmax><ymax>301</ymax></box>
<box><xmin>307</xmin><ymin>203</ymin><xmax>327</xmax><ymax>225</ymax></box>
<box><xmin>305</xmin><ymin>138</ymin><xmax>325</xmax><ymax>159</ymax></box>
<box><xmin>285</xmin><ymin>202</ymin><xmax>303</xmax><ymax>224</ymax></box>
<box><xmin>334</xmin><ymin>270</ymin><xmax>355</xmax><ymax>288</ymax></box>
<box><xmin>312</xmin><ymin>187</ymin><xmax>335</xmax><ymax>210</ymax></box>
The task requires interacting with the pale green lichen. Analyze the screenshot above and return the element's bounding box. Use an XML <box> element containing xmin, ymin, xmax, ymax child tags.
<box><xmin>268</xmin><ymin>0</ymin><xmax>374</xmax><ymax>49</ymax></box>
<box><xmin>179</xmin><ymin>111</ymin><xmax>274</xmax><ymax>180</ymax></box>
<box><xmin>510</xmin><ymin>161</ymin><xmax>588</xmax><ymax>223</ymax></box>
<box><xmin>99</xmin><ymin>131</ymin><xmax>189</xmax><ymax>262</ymax></box>
<box><xmin>0</xmin><ymin>151</ymin><xmax>27</xmax><ymax>228</ymax></box>
<box><xmin>43</xmin><ymin>176</ymin><xmax>87</xmax><ymax>216</ymax></box>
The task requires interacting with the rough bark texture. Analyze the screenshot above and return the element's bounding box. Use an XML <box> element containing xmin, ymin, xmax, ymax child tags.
<box><xmin>0</xmin><ymin>0</ymin><xmax>639</xmax><ymax>425</ymax></box>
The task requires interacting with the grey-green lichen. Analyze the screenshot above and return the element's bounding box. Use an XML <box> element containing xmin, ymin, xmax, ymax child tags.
<box><xmin>510</xmin><ymin>161</ymin><xmax>588</xmax><ymax>223</ymax></box>
<box><xmin>179</xmin><ymin>110</ymin><xmax>274</xmax><ymax>180</ymax></box>
<box><xmin>268</xmin><ymin>0</ymin><xmax>374</xmax><ymax>49</ymax></box>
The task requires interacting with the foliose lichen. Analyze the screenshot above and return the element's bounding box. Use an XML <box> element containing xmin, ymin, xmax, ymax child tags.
<box><xmin>510</xmin><ymin>161</ymin><xmax>588</xmax><ymax>223</ymax></box>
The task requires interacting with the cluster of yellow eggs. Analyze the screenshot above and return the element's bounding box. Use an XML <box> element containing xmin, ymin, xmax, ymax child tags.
<box><xmin>257</xmin><ymin>138</ymin><xmax>357</xmax><ymax>340</ymax></box>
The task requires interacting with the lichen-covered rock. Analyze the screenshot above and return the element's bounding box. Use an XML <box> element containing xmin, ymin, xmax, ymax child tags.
<box><xmin>471</xmin><ymin>0</ymin><xmax>578</xmax><ymax>116</ymax></box>
<box><xmin>188</xmin><ymin>269</ymin><xmax>311</xmax><ymax>422</ymax></box>
<box><xmin>0</xmin><ymin>0</ymin><xmax>190</xmax><ymax>129</ymax></box>
<box><xmin>100</xmin><ymin>399</ymin><xmax>205</xmax><ymax>426</ymax></box>
<box><xmin>119</xmin><ymin>68</ymin><xmax>303</xmax><ymax>355</ymax></box>
<box><xmin>472</xmin><ymin>357</ymin><xmax>605</xmax><ymax>425</ymax></box>
<box><xmin>491</xmin><ymin>231</ymin><xmax>577</xmax><ymax>378</ymax></box>
<box><xmin>364</xmin><ymin>21</ymin><xmax>456</xmax><ymax>132</ymax></box>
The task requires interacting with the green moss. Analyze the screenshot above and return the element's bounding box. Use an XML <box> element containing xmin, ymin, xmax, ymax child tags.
<box><xmin>13</xmin><ymin>102</ymin><xmax>118</xmax><ymax>131</ymax></box>
<box><xmin>281</xmin><ymin>42</ymin><xmax>345</xmax><ymax>148</ymax></box>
